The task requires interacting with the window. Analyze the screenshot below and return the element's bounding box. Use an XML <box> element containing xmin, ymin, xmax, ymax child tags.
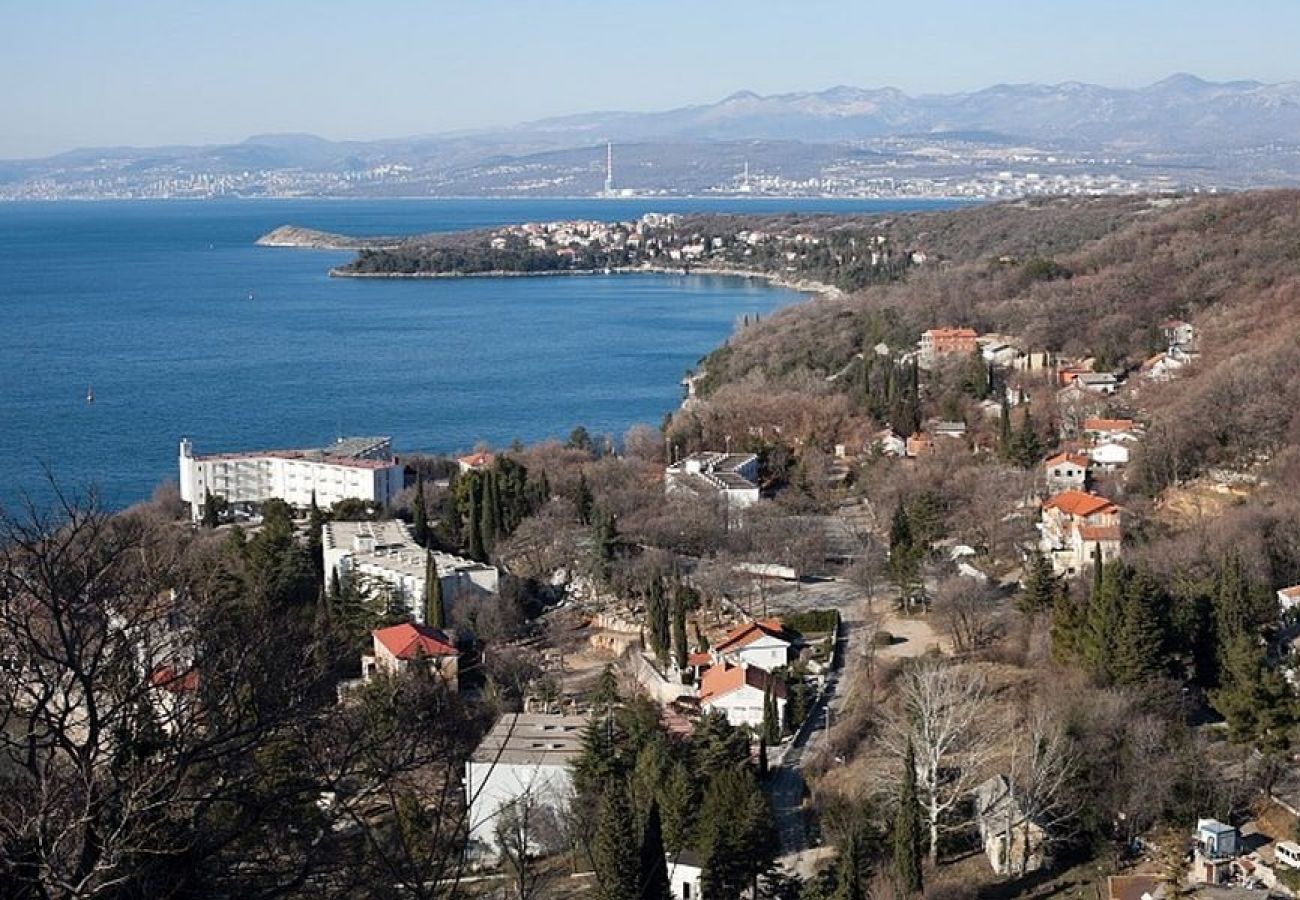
<box><xmin>683</xmin><ymin>885</ymin><xmax>690</xmax><ymax>899</ymax></box>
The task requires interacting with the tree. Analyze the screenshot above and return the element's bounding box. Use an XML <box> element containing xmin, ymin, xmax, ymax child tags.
<box><xmin>892</xmin><ymin>738</ymin><xmax>924</xmax><ymax>896</ymax></box>
<box><xmin>761</xmin><ymin>683</ymin><xmax>781</xmax><ymax>746</ymax></box>
<box><xmin>646</xmin><ymin>575</ymin><xmax>670</xmax><ymax>663</ymax></box>
<box><xmin>423</xmin><ymin>550</ymin><xmax>444</xmax><ymax>628</ymax></box>
<box><xmin>574</xmin><ymin>470</ymin><xmax>594</xmax><ymax>527</ymax></box>
<box><xmin>998</xmin><ymin>392</ymin><xmax>1012</xmax><ymax>458</ymax></box>
<box><xmin>592</xmin><ymin>780</ymin><xmax>640</xmax><ymax>900</ymax></box>
<box><xmin>412</xmin><ymin>473</ymin><xmax>429</xmax><ymax>546</ymax></box>
<box><xmin>891</xmin><ymin>660</ymin><xmax>995</xmax><ymax>865</ymax></box>
<box><xmin>638</xmin><ymin>799</ymin><xmax>672</xmax><ymax>900</ymax></box>
<box><xmin>1002</xmin><ymin>702</ymin><xmax>1079</xmax><ymax>879</ymax></box>
<box><xmin>467</xmin><ymin>476</ymin><xmax>487</xmax><ymax>561</ymax></box>
<box><xmin>497</xmin><ymin>787</ymin><xmax>563</xmax><ymax>900</ymax></box>
<box><xmin>697</xmin><ymin>767</ymin><xmax>778</xmax><ymax>900</ymax></box>
<box><xmin>889</xmin><ymin>504</ymin><xmax>922</xmax><ymax>608</ymax></box>
<box><xmin>671</xmin><ymin>578</ymin><xmax>689</xmax><ymax>671</ymax></box>
<box><xmin>1010</xmin><ymin>404</ymin><xmax>1043</xmax><ymax>469</ymax></box>
<box><xmin>201</xmin><ymin>487</ymin><xmax>221</xmax><ymax>528</ymax></box>
<box><xmin>568</xmin><ymin>426</ymin><xmax>595</xmax><ymax>454</ymax></box>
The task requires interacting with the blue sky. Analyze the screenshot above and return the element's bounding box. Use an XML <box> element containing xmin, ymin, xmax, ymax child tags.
<box><xmin>4</xmin><ymin>0</ymin><xmax>1299</xmax><ymax>158</ymax></box>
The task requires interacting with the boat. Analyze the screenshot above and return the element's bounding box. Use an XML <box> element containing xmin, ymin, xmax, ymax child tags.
<box><xmin>248</xmin><ymin>289</ymin><xmax>255</xmax><ymax>301</ymax></box>
<box><xmin>85</xmin><ymin>384</ymin><xmax>94</xmax><ymax>404</ymax></box>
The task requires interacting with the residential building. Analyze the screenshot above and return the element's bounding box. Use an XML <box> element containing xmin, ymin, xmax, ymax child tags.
<box><xmin>665</xmin><ymin>452</ymin><xmax>760</xmax><ymax>507</ymax></box>
<box><xmin>713</xmin><ymin>619</ymin><xmax>793</xmax><ymax>672</ymax></box>
<box><xmin>457</xmin><ymin>451</ymin><xmax>496</xmax><ymax>473</ymax></box>
<box><xmin>1161</xmin><ymin>319</ymin><xmax>1197</xmax><ymax>349</ymax></box>
<box><xmin>974</xmin><ymin>775</ymin><xmax>1047</xmax><ymax>876</ymax></box>
<box><xmin>1082</xmin><ymin>418</ymin><xmax>1139</xmax><ymax>443</ymax></box>
<box><xmin>178</xmin><ymin>435</ymin><xmax>403</xmax><ymax>520</ymax></box>
<box><xmin>1089</xmin><ymin>442</ymin><xmax>1130</xmax><ymax>472</ymax></box>
<box><xmin>931</xmin><ymin>420</ymin><xmax>968</xmax><ymax>440</ymax></box>
<box><xmin>906</xmin><ymin>433</ymin><xmax>935</xmax><ymax>458</ymax></box>
<box><xmin>323</xmin><ymin>520</ymin><xmax>498</xmax><ymax>623</ymax></box>
<box><xmin>698</xmin><ymin>663</ymin><xmax>787</xmax><ymax>730</ymax></box>
<box><xmin>1039</xmin><ymin>490</ymin><xmax>1122</xmax><ymax>576</ymax></box>
<box><xmin>1075</xmin><ymin>372</ymin><xmax>1120</xmax><ymax>395</ymax></box>
<box><xmin>874</xmin><ymin>428</ymin><xmax>907</xmax><ymax>457</ymax></box>
<box><xmin>465</xmin><ymin>713</ymin><xmax>586</xmax><ymax>856</ymax></box>
<box><xmin>362</xmin><ymin>622</ymin><xmax>459</xmax><ymax>690</ymax></box>
<box><xmin>919</xmin><ymin>327</ymin><xmax>979</xmax><ymax>363</ymax></box>
<box><xmin>1193</xmin><ymin>818</ymin><xmax>1239</xmax><ymax>884</ymax></box>
<box><xmin>1044</xmin><ymin>452</ymin><xmax>1090</xmax><ymax>492</ymax></box>
<box><xmin>668</xmin><ymin>850</ymin><xmax>705</xmax><ymax>900</ymax></box>
<box><xmin>1278</xmin><ymin>585</ymin><xmax>1300</xmax><ymax>613</ymax></box>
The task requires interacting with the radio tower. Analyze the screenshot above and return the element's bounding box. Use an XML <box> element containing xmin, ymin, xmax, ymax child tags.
<box><xmin>603</xmin><ymin>141</ymin><xmax>614</xmax><ymax>197</ymax></box>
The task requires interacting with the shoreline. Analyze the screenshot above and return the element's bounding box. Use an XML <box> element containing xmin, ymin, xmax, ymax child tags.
<box><xmin>327</xmin><ymin>263</ymin><xmax>844</xmax><ymax>300</ymax></box>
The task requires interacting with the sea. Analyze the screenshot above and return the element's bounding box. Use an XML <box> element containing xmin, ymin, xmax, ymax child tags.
<box><xmin>0</xmin><ymin>197</ymin><xmax>957</xmax><ymax>511</ymax></box>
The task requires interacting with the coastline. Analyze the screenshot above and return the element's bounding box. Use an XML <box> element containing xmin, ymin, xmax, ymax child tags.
<box><xmin>328</xmin><ymin>263</ymin><xmax>844</xmax><ymax>300</ymax></box>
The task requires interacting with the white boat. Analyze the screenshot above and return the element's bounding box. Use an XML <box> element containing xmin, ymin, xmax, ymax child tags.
<box><xmin>86</xmin><ymin>384</ymin><xmax>94</xmax><ymax>404</ymax></box>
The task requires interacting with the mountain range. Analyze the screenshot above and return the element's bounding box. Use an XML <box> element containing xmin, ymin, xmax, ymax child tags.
<box><xmin>6</xmin><ymin>75</ymin><xmax>1300</xmax><ymax>199</ymax></box>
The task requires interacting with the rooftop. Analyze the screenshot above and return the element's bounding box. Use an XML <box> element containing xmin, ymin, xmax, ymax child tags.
<box><xmin>699</xmin><ymin>663</ymin><xmax>787</xmax><ymax>702</ymax></box>
<box><xmin>323</xmin><ymin>520</ymin><xmax>492</xmax><ymax>580</ymax></box>
<box><xmin>1043</xmin><ymin>490</ymin><xmax>1118</xmax><ymax>519</ymax></box>
<box><xmin>715</xmin><ymin>618</ymin><xmax>789</xmax><ymax>653</ymax></box>
<box><xmin>470</xmin><ymin>713</ymin><xmax>588</xmax><ymax>766</ymax></box>
<box><xmin>1083</xmin><ymin>417</ymin><xmax>1136</xmax><ymax>432</ymax></box>
<box><xmin>191</xmin><ymin>435</ymin><xmax>396</xmax><ymax>470</ymax></box>
<box><xmin>374</xmin><ymin>622</ymin><xmax>458</xmax><ymax>660</ymax></box>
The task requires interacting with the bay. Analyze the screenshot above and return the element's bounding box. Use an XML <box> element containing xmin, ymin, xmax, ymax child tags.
<box><xmin>0</xmin><ymin>197</ymin><xmax>956</xmax><ymax>510</ymax></box>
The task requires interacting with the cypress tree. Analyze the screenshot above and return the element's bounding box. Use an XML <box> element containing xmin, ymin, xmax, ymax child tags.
<box><xmin>647</xmin><ymin>576</ymin><xmax>669</xmax><ymax>663</ymax></box>
<box><xmin>892</xmin><ymin>738</ymin><xmax>924</xmax><ymax>896</ymax></box>
<box><xmin>998</xmin><ymin>393</ymin><xmax>1012</xmax><ymax>457</ymax></box>
<box><xmin>593</xmin><ymin>780</ymin><xmax>640</xmax><ymax>900</ymax></box>
<box><xmin>1011</xmin><ymin>404</ymin><xmax>1043</xmax><ymax>469</ymax></box>
<box><xmin>671</xmin><ymin>579</ymin><xmax>689</xmax><ymax>671</ymax></box>
<box><xmin>423</xmin><ymin>550</ymin><xmax>444</xmax><ymax>628</ymax></box>
<box><xmin>201</xmin><ymin>489</ymin><xmax>219</xmax><ymax>528</ymax></box>
<box><xmin>481</xmin><ymin>471</ymin><xmax>500</xmax><ymax>549</ymax></box>
<box><xmin>575</xmin><ymin>470</ymin><xmax>594</xmax><ymax>526</ymax></box>
<box><xmin>638</xmin><ymin>799</ymin><xmax>672</xmax><ymax>900</ymax></box>
<box><xmin>466</xmin><ymin>477</ymin><xmax>486</xmax><ymax>562</ymax></box>
<box><xmin>761</xmin><ymin>683</ymin><xmax>781</xmax><ymax>746</ymax></box>
<box><xmin>412</xmin><ymin>473</ymin><xmax>428</xmax><ymax>546</ymax></box>
<box><xmin>1083</xmin><ymin>551</ymin><xmax>1125</xmax><ymax>681</ymax></box>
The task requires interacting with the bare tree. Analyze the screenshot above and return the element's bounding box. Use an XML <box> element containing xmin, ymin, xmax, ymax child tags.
<box><xmin>1001</xmin><ymin>700</ymin><xmax>1079</xmax><ymax>878</ymax></box>
<box><xmin>889</xmin><ymin>659</ymin><xmax>997</xmax><ymax>865</ymax></box>
<box><xmin>495</xmin><ymin>786</ymin><xmax>564</xmax><ymax>899</ymax></box>
<box><xmin>932</xmin><ymin>577</ymin><xmax>1004</xmax><ymax>655</ymax></box>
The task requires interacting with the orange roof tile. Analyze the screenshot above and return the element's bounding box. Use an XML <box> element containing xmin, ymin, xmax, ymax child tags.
<box><xmin>687</xmin><ymin>651</ymin><xmax>713</xmax><ymax>667</ymax></box>
<box><xmin>1044</xmin><ymin>452</ymin><xmax>1090</xmax><ymax>469</ymax></box>
<box><xmin>374</xmin><ymin>623</ymin><xmax>458</xmax><ymax>660</ymax></box>
<box><xmin>924</xmin><ymin>327</ymin><xmax>978</xmax><ymax>339</ymax></box>
<box><xmin>1082</xmin><ymin>418</ymin><xmax>1134</xmax><ymax>432</ymax></box>
<box><xmin>715</xmin><ymin>619</ymin><xmax>788</xmax><ymax>653</ymax></box>
<box><xmin>698</xmin><ymin>663</ymin><xmax>787</xmax><ymax>702</ymax></box>
<box><xmin>1078</xmin><ymin>525</ymin><xmax>1122</xmax><ymax>543</ymax></box>
<box><xmin>457</xmin><ymin>451</ymin><xmax>496</xmax><ymax>469</ymax></box>
<box><xmin>1042</xmin><ymin>490</ymin><xmax>1118</xmax><ymax>518</ymax></box>
<box><xmin>149</xmin><ymin>664</ymin><xmax>200</xmax><ymax>693</ymax></box>
<box><xmin>1279</xmin><ymin>585</ymin><xmax>1300</xmax><ymax>600</ymax></box>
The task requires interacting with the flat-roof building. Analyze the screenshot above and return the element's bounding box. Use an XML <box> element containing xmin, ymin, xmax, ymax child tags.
<box><xmin>665</xmin><ymin>452</ymin><xmax>760</xmax><ymax>508</ymax></box>
<box><xmin>178</xmin><ymin>436</ymin><xmax>403</xmax><ymax>520</ymax></box>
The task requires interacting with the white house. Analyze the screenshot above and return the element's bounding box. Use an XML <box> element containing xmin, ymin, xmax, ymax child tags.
<box><xmin>178</xmin><ymin>435</ymin><xmax>403</xmax><ymax>520</ymax></box>
<box><xmin>465</xmin><ymin>713</ymin><xmax>587</xmax><ymax>857</ymax></box>
<box><xmin>1075</xmin><ymin>372</ymin><xmax>1120</xmax><ymax>395</ymax></box>
<box><xmin>874</xmin><ymin>428</ymin><xmax>907</xmax><ymax>457</ymax></box>
<box><xmin>1278</xmin><ymin>585</ymin><xmax>1300</xmax><ymax>613</ymax></box>
<box><xmin>323</xmin><ymin>520</ymin><xmax>498</xmax><ymax>623</ymax></box>
<box><xmin>665</xmin><ymin>452</ymin><xmax>760</xmax><ymax>508</ymax></box>
<box><xmin>361</xmin><ymin>622</ymin><xmax>460</xmax><ymax>690</ymax></box>
<box><xmin>1043</xmin><ymin>452</ymin><xmax>1089</xmax><ymax>492</ymax></box>
<box><xmin>698</xmin><ymin>663</ymin><xmax>787</xmax><ymax>730</ymax></box>
<box><xmin>668</xmin><ymin>849</ymin><xmax>705</xmax><ymax>900</ymax></box>
<box><xmin>713</xmin><ymin>619</ymin><xmax>793</xmax><ymax>672</ymax></box>
<box><xmin>1089</xmin><ymin>442</ymin><xmax>1130</xmax><ymax>472</ymax></box>
<box><xmin>1039</xmin><ymin>490</ymin><xmax>1122</xmax><ymax>577</ymax></box>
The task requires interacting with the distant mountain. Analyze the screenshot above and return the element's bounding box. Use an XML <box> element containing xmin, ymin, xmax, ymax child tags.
<box><xmin>503</xmin><ymin>75</ymin><xmax>1300</xmax><ymax>150</ymax></box>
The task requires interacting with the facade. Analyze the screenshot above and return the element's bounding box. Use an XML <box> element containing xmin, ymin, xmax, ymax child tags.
<box><xmin>1039</xmin><ymin>490</ymin><xmax>1122</xmax><ymax>576</ymax></box>
<box><xmin>362</xmin><ymin>622</ymin><xmax>459</xmax><ymax>689</ymax></box>
<box><xmin>974</xmin><ymin>775</ymin><xmax>1047</xmax><ymax>876</ymax></box>
<box><xmin>1161</xmin><ymin>319</ymin><xmax>1197</xmax><ymax>349</ymax></box>
<box><xmin>1075</xmin><ymin>372</ymin><xmax>1120</xmax><ymax>395</ymax></box>
<box><xmin>665</xmin><ymin>452</ymin><xmax>760</xmax><ymax>507</ymax></box>
<box><xmin>698</xmin><ymin>663</ymin><xmax>787</xmax><ymax>730</ymax></box>
<box><xmin>465</xmin><ymin>713</ymin><xmax>587</xmax><ymax>856</ymax></box>
<box><xmin>919</xmin><ymin>327</ymin><xmax>979</xmax><ymax>361</ymax></box>
<box><xmin>178</xmin><ymin>436</ymin><xmax>402</xmax><ymax>520</ymax></box>
<box><xmin>1193</xmin><ymin>819</ymin><xmax>1239</xmax><ymax>884</ymax></box>
<box><xmin>713</xmin><ymin>619</ymin><xmax>793</xmax><ymax>672</ymax></box>
<box><xmin>323</xmin><ymin>520</ymin><xmax>498</xmax><ymax>623</ymax></box>
<box><xmin>1082</xmin><ymin>418</ymin><xmax>1138</xmax><ymax>442</ymax></box>
<box><xmin>1043</xmin><ymin>452</ymin><xmax>1089</xmax><ymax>492</ymax></box>
<box><xmin>668</xmin><ymin>850</ymin><xmax>705</xmax><ymax>900</ymax></box>
<box><xmin>1089</xmin><ymin>442</ymin><xmax>1130</xmax><ymax>472</ymax></box>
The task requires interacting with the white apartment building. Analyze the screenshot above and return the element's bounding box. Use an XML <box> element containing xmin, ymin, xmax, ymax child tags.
<box><xmin>178</xmin><ymin>436</ymin><xmax>403</xmax><ymax>520</ymax></box>
<box><xmin>466</xmin><ymin>713</ymin><xmax>587</xmax><ymax>857</ymax></box>
<box><xmin>322</xmin><ymin>520</ymin><xmax>498</xmax><ymax>623</ymax></box>
<box><xmin>665</xmin><ymin>452</ymin><xmax>760</xmax><ymax>508</ymax></box>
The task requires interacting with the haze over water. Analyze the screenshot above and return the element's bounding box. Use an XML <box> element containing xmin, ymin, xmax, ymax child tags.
<box><xmin>0</xmin><ymin>197</ymin><xmax>953</xmax><ymax>511</ymax></box>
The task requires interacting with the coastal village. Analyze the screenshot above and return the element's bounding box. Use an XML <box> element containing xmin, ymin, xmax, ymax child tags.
<box><xmin>11</xmin><ymin>193</ymin><xmax>1300</xmax><ymax>900</ymax></box>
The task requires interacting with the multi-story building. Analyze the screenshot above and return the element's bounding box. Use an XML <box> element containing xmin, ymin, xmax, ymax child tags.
<box><xmin>466</xmin><ymin>713</ymin><xmax>587</xmax><ymax>857</ymax></box>
<box><xmin>919</xmin><ymin>327</ymin><xmax>979</xmax><ymax>363</ymax></box>
<box><xmin>1038</xmin><ymin>489</ymin><xmax>1122</xmax><ymax>576</ymax></box>
<box><xmin>178</xmin><ymin>436</ymin><xmax>403</xmax><ymax>520</ymax></box>
<box><xmin>322</xmin><ymin>520</ymin><xmax>497</xmax><ymax>622</ymax></box>
<box><xmin>698</xmin><ymin>662</ymin><xmax>787</xmax><ymax>730</ymax></box>
<box><xmin>665</xmin><ymin>452</ymin><xmax>760</xmax><ymax>507</ymax></box>
<box><xmin>362</xmin><ymin>622</ymin><xmax>460</xmax><ymax>690</ymax></box>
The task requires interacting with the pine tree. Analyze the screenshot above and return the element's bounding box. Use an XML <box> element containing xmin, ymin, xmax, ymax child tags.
<box><xmin>1111</xmin><ymin>567</ymin><xmax>1168</xmax><ymax>685</ymax></box>
<box><xmin>1011</xmin><ymin>404</ymin><xmax>1043</xmax><ymax>469</ymax></box>
<box><xmin>423</xmin><ymin>550</ymin><xmax>444</xmax><ymax>628</ymax></box>
<box><xmin>1019</xmin><ymin>550</ymin><xmax>1060</xmax><ymax>615</ymax></box>
<box><xmin>575</xmin><ymin>470</ymin><xmax>594</xmax><ymax>526</ymax></box>
<box><xmin>593</xmin><ymin>780</ymin><xmax>640</xmax><ymax>900</ymax></box>
<box><xmin>638</xmin><ymin>798</ymin><xmax>672</xmax><ymax>900</ymax></box>
<box><xmin>201</xmin><ymin>489</ymin><xmax>219</xmax><ymax>528</ymax></box>
<box><xmin>892</xmin><ymin>739</ymin><xmax>924</xmax><ymax>896</ymax></box>
<box><xmin>412</xmin><ymin>473</ymin><xmax>428</xmax><ymax>546</ymax></box>
<box><xmin>1082</xmin><ymin>551</ymin><xmax>1124</xmax><ymax>681</ymax></box>
<box><xmin>1050</xmin><ymin>586</ymin><xmax>1085</xmax><ymax>663</ymax></box>
<box><xmin>659</xmin><ymin>762</ymin><xmax>694</xmax><ymax>853</ymax></box>
<box><xmin>671</xmin><ymin>578</ymin><xmax>688</xmax><ymax>671</ymax></box>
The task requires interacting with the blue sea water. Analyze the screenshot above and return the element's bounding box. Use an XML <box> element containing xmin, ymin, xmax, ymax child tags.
<box><xmin>0</xmin><ymin>197</ymin><xmax>956</xmax><ymax>510</ymax></box>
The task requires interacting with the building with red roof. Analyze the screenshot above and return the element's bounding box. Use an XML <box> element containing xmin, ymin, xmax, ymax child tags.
<box><xmin>698</xmin><ymin>662</ymin><xmax>787</xmax><ymax>730</ymax></box>
<box><xmin>920</xmin><ymin>327</ymin><xmax>979</xmax><ymax>362</ymax></box>
<box><xmin>364</xmin><ymin>622</ymin><xmax>460</xmax><ymax>690</ymax></box>
<box><xmin>1043</xmin><ymin>452</ymin><xmax>1090</xmax><ymax>492</ymax></box>
<box><xmin>713</xmin><ymin>618</ymin><xmax>793</xmax><ymax>672</ymax></box>
<box><xmin>1039</xmin><ymin>489</ymin><xmax>1121</xmax><ymax>577</ymax></box>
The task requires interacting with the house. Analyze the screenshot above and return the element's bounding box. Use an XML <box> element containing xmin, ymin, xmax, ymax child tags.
<box><xmin>874</xmin><ymin>428</ymin><xmax>907</xmax><ymax>457</ymax></box>
<box><xmin>667</xmin><ymin>849</ymin><xmax>704</xmax><ymax>900</ymax></box>
<box><xmin>1278</xmin><ymin>585</ymin><xmax>1300</xmax><ymax>613</ymax></box>
<box><xmin>1043</xmin><ymin>452</ymin><xmax>1090</xmax><ymax>492</ymax></box>
<box><xmin>465</xmin><ymin>713</ymin><xmax>586</xmax><ymax>857</ymax></box>
<box><xmin>1090</xmin><ymin>442</ymin><xmax>1130</xmax><ymax>472</ymax></box>
<box><xmin>698</xmin><ymin>663</ymin><xmax>787</xmax><ymax>730</ymax></box>
<box><xmin>1194</xmin><ymin>819</ymin><xmax>1239</xmax><ymax>884</ymax></box>
<box><xmin>362</xmin><ymin>622</ymin><xmax>460</xmax><ymax>690</ymax></box>
<box><xmin>1039</xmin><ymin>490</ymin><xmax>1122</xmax><ymax>576</ymax></box>
<box><xmin>906</xmin><ymin>433</ymin><xmax>934</xmax><ymax>458</ymax></box>
<box><xmin>974</xmin><ymin>775</ymin><xmax>1047</xmax><ymax>876</ymax></box>
<box><xmin>1083</xmin><ymin>418</ymin><xmax>1138</xmax><ymax>442</ymax></box>
<box><xmin>665</xmin><ymin>452</ymin><xmax>760</xmax><ymax>508</ymax></box>
<box><xmin>1014</xmin><ymin>350</ymin><xmax>1054</xmax><ymax>373</ymax></box>
<box><xmin>1106</xmin><ymin>874</ymin><xmax>1165</xmax><ymax>900</ymax></box>
<box><xmin>457</xmin><ymin>451</ymin><xmax>496</xmax><ymax>473</ymax></box>
<box><xmin>919</xmin><ymin>327</ymin><xmax>979</xmax><ymax>364</ymax></box>
<box><xmin>1161</xmin><ymin>319</ymin><xmax>1196</xmax><ymax>349</ymax></box>
<box><xmin>1075</xmin><ymin>372</ymin><xmax>1120</xmax><ymax>395</ymax></box>
<box><xmin>713</xmin><ymin>619</ymin><xmax>793</xmax><ymax>672</ymax></box>
<box><xmin>931</xmin><ymin>420</ymin><xmax>968</xmax><ymax>440</ymax></box>
<box><xmin>979</xmin><ymin>337</ymin><xmax>1022</xmax><ymax>367</ymax></box>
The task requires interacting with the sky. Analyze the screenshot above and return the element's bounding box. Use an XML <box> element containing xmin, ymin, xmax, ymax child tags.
<box><xmin>4</xmin><ymin>0</ymin><xmax>1300</xmax><ymax>158</ymax></box>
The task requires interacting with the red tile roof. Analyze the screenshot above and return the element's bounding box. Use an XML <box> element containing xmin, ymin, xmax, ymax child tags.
<box><xmin>149</xmin><ymin>664</ymin><xmax>200</xmax><ymax>693</ymax></box>
<box><xmin>1078</xmin><ymin>525</ymin><xmax>1122</xmax><ymax>543</ymax></box>
<box><xmin>924</xmin><ymin>327</ymin><xmax>978</xmax><ymax>339</ymax></box>
<box><xmin>1082</xmin><ymin>417</ymin><xmax>1135</xmax><ymax>433</ymax></box>
<box><xmin>698</xmin><ymin>663</ymin><xmax>787</xmax><ymax>702</ymax></box>
<box><xmin>715</xmin><ymin>618</ymin><xmax>788</xmax><ymax>653</ymax></box>
<box><xmin>1044</xmin><ymin>452</ymin><xmax>1090</xmax><ymax>469</ymax></box>
<box><xmin>458</xmin><ymin>451</ymin><xmax>496</xmax><ymax>469</ymax></box>
<box><xmin>1278</xmin><ymin>585</ymin><xmax>1300</xmax><ymax>600</ymax></box>
<box><xmin>374</xmin><ymin>623</ymin><xmax>458</xmax><ymax>660</ymax></box>
<box><xmin>1042</xmin><ymin>490</ymin><xmax>1118</xmax><ymax>519</ymax></box>
<box><xmin>687</xmin><ymin>651</ymin><xmax>713</xmax><ymax>668</ymax></box>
